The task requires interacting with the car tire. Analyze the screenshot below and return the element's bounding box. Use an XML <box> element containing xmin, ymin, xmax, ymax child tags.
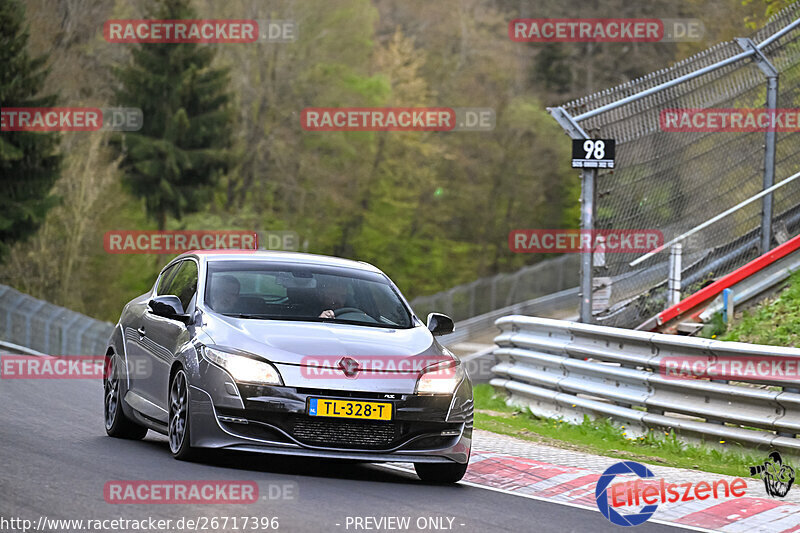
<box><xmin>104</xmin><ymin>354</ymin><xmax>148</xmax><ymax>440</ymax></box>
<box><xmin>168</xmin><ymin>368</ymin><xmax>200</xmax><ymax>461</ymax></box>
<box><xmin>414</xmin><ymin>461</ymin><xmax>468</xmax><ymax>484</ymax></box>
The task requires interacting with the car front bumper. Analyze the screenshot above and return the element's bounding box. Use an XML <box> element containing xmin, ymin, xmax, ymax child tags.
<box><xmin>187</xmin><ymin>379</ymin><xmax>473</xmax><ymax>464</ymax></box>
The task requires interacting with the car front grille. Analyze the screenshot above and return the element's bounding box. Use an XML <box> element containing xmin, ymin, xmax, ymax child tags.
<box><xmin>289</xmin><ymin>418</ymin><xmax>398</xmax><ymax>449</ymax></box>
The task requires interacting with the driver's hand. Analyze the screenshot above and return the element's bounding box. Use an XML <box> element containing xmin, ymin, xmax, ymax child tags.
<box><xmin>319</xmin><ymin>309</ymin><xmax>335</xmax><ymax>319</ymax></box>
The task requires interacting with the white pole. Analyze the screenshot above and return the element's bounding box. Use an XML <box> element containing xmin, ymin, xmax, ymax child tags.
<box><xmin>668</xmin><ymin>243</ymin><xmax>682</xmax><ymax>307</ymax></box>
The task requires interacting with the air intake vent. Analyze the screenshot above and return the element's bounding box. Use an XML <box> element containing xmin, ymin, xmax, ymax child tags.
<box><xmin>290</xmin><ymin>418</ymin><xmax>397</xmax><ymax>449</ymax></box>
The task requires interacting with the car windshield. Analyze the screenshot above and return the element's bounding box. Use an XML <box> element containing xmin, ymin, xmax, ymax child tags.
<box><xmin>204</xmin><ymin>261</ymin><xmax>413</xmax><ymax>329</ymax></box>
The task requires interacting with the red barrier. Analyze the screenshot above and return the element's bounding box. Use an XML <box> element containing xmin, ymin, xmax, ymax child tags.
<box><xmin>655</xmin><ymin>233</ymin><xmax>800</xmax><ymax>328</ymax></box>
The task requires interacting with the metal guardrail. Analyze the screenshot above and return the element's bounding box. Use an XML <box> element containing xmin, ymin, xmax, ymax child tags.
<box><xmin>490</xmin><ymin>316</ymin><xmax>800</xmax><ymax>452</ymax></box>
<box><xmin>0</xmin><ymin>284</ymin><xmax>113</xmax><ymax>356</ymax></box>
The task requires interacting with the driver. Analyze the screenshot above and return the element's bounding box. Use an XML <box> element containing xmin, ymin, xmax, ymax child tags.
<box><xmin>210</xmin><ymin>275</ymin><xmax>240</xmax><ymax>314</ymax></box>
<box><xmin>318</xmin><ymin>279</ymin><xmax>350</xmax><ymax>318</ymax></box>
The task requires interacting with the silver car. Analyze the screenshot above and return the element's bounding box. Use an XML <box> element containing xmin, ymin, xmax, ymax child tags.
<box><xmin>104</xmin><ymin>251</ymin><xmax>472</xmax><ymax>483</ymax></box>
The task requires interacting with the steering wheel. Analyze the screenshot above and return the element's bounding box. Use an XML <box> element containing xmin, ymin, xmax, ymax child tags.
<box><xmin>333</xmin><ymin>307</ymin><xmax>364</xmax><ymax>317</ymax></box>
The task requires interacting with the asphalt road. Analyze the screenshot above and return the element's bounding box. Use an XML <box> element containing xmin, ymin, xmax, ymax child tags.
<box><xmin>0</xmin><ymin>371</ymin><xmax>691</xmax><ymax>533</ymax></box>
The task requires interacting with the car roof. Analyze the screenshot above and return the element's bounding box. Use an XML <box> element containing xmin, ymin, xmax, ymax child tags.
<box><xmin>175</xmin><ymin>250</ymin><xmax>383</xmax><ymax>274</ymax></box>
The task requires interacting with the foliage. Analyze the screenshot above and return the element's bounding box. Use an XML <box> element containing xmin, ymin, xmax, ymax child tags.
<box><xmin>0</xmin><ymin>0</ymin><xmax>783</xmax><ymax>321</ymax></box>
<box><xmin>0</xmin><ymin>0</ymin><xmax>61</xmax><ymax>261</ymax></box>
<box><xmin>111</xmin><ymin>0</ymin><xmax>234</xmax><ymax>230</ymax></box>
<box><xmin>719</xmin><ymin>270</ymin><xmax>800</xmax><ymax>346</ymax></box>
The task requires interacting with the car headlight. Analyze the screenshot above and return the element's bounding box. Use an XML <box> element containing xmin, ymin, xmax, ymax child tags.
<box><xmin>414</xmin><ymin>360</ymin><xmax>464</xmax><ymax>395</ymax></box>
<box><xmin>202</xmin><ymin>346</ymin><xmax>283</xmax><ymax>386</ymax></box>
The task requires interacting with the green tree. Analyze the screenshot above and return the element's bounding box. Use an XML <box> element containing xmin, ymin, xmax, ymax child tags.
<box><xmin>0</xmin><ymin>0</ymin><xmax>61</xmax><ymax>261</ymax></box>
<box><xmin>743</xmin><ymin>0</ymin><xmax>799</xmax><ymax>28</ymax></box>
<box><xmin>112</xmin><ymin>0</ymin><xmax>233</xmax><ymax>231</ymax></box>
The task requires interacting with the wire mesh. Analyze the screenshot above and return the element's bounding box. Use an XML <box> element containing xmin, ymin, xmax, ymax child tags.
<box><xmin>410</xmin><ymin>254</ymin><xmax>579</xmax><ymax>322</ymax></box>
<box><xmin>559</xmin><ymin>5</ymin><xmax>800</xmax><ymax>327</ymax></box>
<box><xmin>0</xmin><ymin>284</ymin><xmax>113</xmax><ymax>356</ymax></box>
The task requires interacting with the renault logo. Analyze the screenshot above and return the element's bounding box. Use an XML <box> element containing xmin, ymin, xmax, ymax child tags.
<box><xmin>337</xmin><ymin>357</ymin><xmax>360</xmax><ymax>378</ymax></box>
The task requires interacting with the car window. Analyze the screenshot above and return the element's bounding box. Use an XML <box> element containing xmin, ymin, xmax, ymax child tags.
<box><xmin>364</xmin><ymin>282</ymin><xmax>410</xmax><ymax>326</ymax></box>
<box><xmin>164</xmin><ymin>261</ymin><xmax>198</xmax><ymax>311</ymax></box>
<box><xmin>204</xmin><ymin>261</ymin><xmax>412</xmax><ymax>328</ymax></box>
<box><xmin>156</xmin><ymin>263</ymin><xmax>179</xmax><ymax>295</ymax></box>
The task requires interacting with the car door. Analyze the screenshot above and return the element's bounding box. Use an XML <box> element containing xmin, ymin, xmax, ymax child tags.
<box><xmin>124</xmin><ymin>262</ymin><xmax>180</xmax><ymax>415</ymax></box>
<box><xmin>139</xmin><ymin>259</ymin><xmax>198</xmax><ymax>413</ymax></box>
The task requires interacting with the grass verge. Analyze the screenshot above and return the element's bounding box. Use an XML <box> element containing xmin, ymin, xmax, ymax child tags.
<box><xmin>472</xmin><ymin>384</ymin><xmax>768</xmax><ymax>477</ymax></box>
<box><xmin>714</xmin><ymin>270</ymin><xmax>800</xmax><ymax>346</ymax></box>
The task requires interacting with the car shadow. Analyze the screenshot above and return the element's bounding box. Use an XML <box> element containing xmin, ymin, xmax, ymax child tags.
<box><xmin>99</xmin><ymin>433</ymin><xmax>465</xmax><ymax>488</ymax></box>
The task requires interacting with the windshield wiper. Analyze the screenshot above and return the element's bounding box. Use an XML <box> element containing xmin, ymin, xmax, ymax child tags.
<box><xmin>222</xmin><ymin>313</ymin><xmax>277</xmax><ymax>319</ymax></box>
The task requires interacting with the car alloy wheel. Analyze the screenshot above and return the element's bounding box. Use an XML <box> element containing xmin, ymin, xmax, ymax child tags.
<box><xmin>104</xmin><ymin>356</ymin><xmax>120</xmax><ymax>431</ymax></box>
<box><xmin>169</xmin><ymin>369</ymin><xmax>189</xmax><ymax>454</ymax></box>
<box><xmin>104</xmin><ymin>354</ymin><xmax>148</xmax><ymax>439</ymax></box>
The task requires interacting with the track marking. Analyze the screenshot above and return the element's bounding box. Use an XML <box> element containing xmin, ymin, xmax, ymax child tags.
<box><xmin>375</xmin><ymin>463</ymin><xmax>717</xmax><ymax>533</ymax></box>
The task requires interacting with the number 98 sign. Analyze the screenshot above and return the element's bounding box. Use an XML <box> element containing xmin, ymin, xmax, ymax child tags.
<box><xmin>572</xmin><ymin>139</ymin><xmax>615</xmax><ymax>169</ymax></box>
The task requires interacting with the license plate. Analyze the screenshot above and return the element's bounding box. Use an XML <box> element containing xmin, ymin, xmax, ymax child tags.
<box><xmin>307</xmin><ymin>398</ymin><xmax>392</xmax><ymax>420</ymax></box>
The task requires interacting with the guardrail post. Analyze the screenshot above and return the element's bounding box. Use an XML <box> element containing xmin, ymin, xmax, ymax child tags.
<box><xmin>547</xmin><ymin>107</ymin><xmax>594</xmax><ymax>323</ymax></box>
<box><xmin>668</xmin><ymin>243</ymin><xmax>682</xmax><ymax>307</ymax></box>
<box><xmin>722</xmin><ymin>288</ymin><xmax>734</xmax><ymax>323</ymax></box>
<box><xmin>736</xmin><ymin>38</ymin><xmax>779</xmax><ymax>254</ymax></box>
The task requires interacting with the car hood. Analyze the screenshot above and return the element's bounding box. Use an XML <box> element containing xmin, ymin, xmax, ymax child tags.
<box><xmin>202</xmin><ymin>314</ymin><xmax>448</xmax><ymax>365</ymax></box>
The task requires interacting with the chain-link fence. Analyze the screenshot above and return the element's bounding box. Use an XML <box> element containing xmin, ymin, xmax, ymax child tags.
<box><xmin>410</xmin><ymin>254</ymin><xmax>579</xmax><ymax>322</ymax></box>
<box><xmin>0</xmin><ymin>284</ymin><xmax>113</xmax><ymax>356</ymax></box>
<box><xmin>1</xmin><ymin>254</ymin><xmax>577</xmax><ymax>355</ymax></box>
<box><xmin>555</xmin><ymin>6</ymin><xmax>800</xmax><ymax>328</ymax></box>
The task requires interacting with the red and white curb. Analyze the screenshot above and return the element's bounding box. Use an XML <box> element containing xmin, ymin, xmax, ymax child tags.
<box><xmin>459</xmin><ymin>450</ymin><xmax>800</xmax><ymax>532</ymax></box>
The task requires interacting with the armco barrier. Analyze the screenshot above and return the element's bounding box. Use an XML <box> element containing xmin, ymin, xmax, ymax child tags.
<box><xmin>490</xmin><ymin>316</ymin><xmax>800</xmax><ymax>452</ymax></box>
<box><xmin>0</xmin><ymin>284</ymin><xmax>113</xmax><ymax>356</ymax></box>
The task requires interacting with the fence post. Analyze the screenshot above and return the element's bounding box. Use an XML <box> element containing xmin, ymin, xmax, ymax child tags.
<box><xmin>468</xmin><ymin>283</ymin><xmax>476</xmax><ymax>317</ymax></box>
<box><xmin>668</xmin><ymin>243</ymin><xmax>682</xmax><ymax>307</ymax></box>
<box><xmin>547</xmin><ymin>107</ymin><xmax>594</xmax><ymax>323</ymax></box>
<box><xmin>736</xmin><ymin>38</ymin><xmax>779</xmax><ymax>254</ymax></box>
<box><xmin>580</xmin><ymin>168</ymin><xmax>597</xmax><ymax>323</ymax></box>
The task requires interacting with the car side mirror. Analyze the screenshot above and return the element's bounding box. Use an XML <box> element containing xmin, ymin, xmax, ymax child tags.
<box><xmin>149</xmin><ymin>295</ymin><xmax>191</xmax><ymax>324</ymax></box>
<box><xmin>426</xmin><ymin>313</ymin><xmax>454</xmax><ymax>336</ymax></box>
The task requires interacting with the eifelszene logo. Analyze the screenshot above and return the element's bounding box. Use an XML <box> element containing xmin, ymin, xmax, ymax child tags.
<box><xmin>750</xmin><ymin>451</ymin><xmax>795</xmax><ymax>498</ymax></box>
<box><xmin>596</xmin><ymin>460</ymin><xmax>748</xmax><ymax>526</ymax></box>
<box><xmin>596</xmin><ymin>461</ymin><xmax>658</xmax><ymax>527</ymax></box>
